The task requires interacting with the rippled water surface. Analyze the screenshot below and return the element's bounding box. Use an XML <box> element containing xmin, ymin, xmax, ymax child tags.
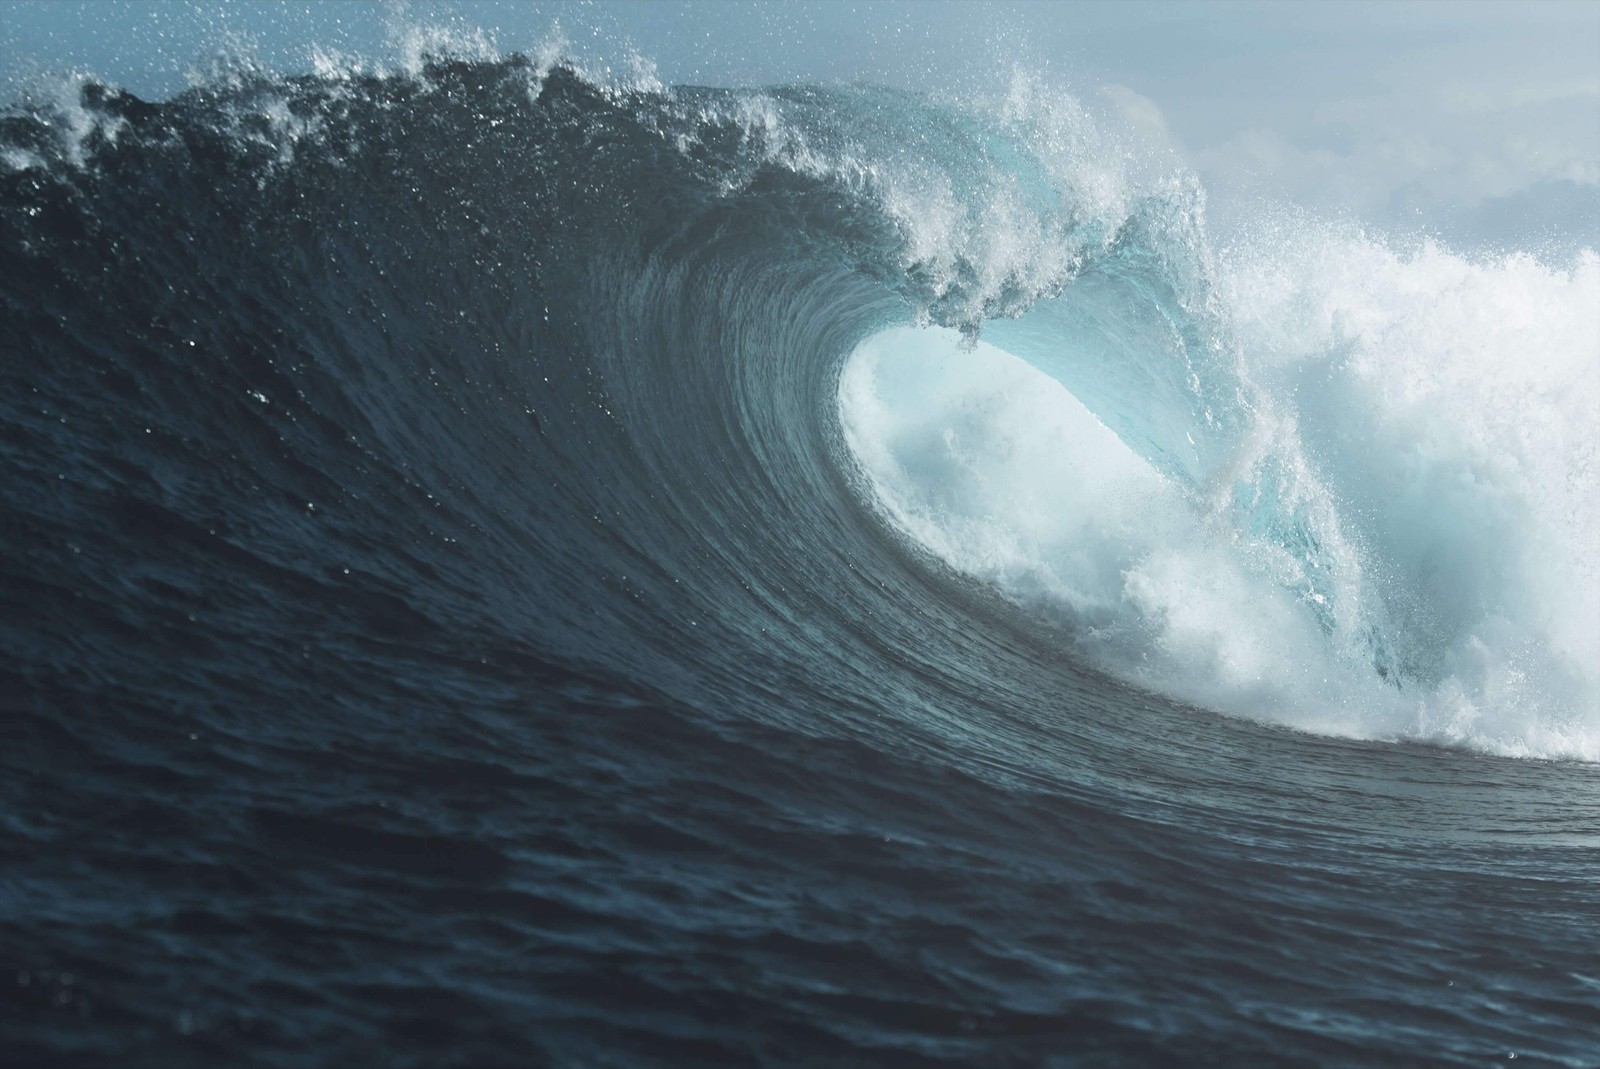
<box><xmin>3</xmin><ymin>54</ymin><xmax>1598</xmax><ymax>1067</ymax></box>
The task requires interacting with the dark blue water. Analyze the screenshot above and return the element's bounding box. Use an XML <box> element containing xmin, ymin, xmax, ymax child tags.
<box><xmin>3</xmin><ymin>57</ymin><xmax>1598</xmax><ymax>1067</ymax></box>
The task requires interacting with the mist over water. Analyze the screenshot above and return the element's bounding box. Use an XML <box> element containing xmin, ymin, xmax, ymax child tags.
<box><xmin>3</xmin><ymin>5</ymin><xmax>1599</xmax><ymax>1066</ymax></box>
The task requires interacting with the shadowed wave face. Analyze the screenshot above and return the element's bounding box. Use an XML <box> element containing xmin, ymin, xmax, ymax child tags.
<box><xmin>2</xmin><ymin>54</ymin><xmax>1598</xmax><ymax>1067</ymax></box>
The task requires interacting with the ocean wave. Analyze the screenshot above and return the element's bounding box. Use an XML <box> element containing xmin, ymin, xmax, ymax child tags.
<box><xmin>6</xmin><ymin>40</ymin><xmax>1600</xmax><ymax>1066</ymax></box>
<box><xmin>4</xmin><ymin>50</ymin><xmax>1594</xmax><ymax>763</ymax></box>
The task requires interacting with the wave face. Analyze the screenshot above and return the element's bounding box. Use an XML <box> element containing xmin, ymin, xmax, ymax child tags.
<box><xmin>4</xmin><ymin>54</ymin><xmax>1600</xmax><ymax>1066</ymax></box>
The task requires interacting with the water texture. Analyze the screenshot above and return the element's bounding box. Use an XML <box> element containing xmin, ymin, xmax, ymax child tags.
<box><xmin>2</xmin><ymin>48</ymin><xmax>1598</xmax><ymax>1067</ymax></box>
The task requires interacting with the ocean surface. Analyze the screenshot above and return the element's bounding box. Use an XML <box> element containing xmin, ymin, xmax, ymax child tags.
<box><xmin>3</xmin><ymin>45</ymin><xmax>1599</xmax><ymax>1067</ymax></box>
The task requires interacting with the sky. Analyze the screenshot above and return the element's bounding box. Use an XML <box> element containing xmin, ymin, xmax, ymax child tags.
<box><xmin>3</xmin><ymin>0</ymin><xmax>1597</xmax><ymax>249</ymax></box>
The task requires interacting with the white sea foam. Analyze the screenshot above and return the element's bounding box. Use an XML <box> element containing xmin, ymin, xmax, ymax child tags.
<box><xmin>840</xmin><ymin>239</ymin><xmax>1599</xmax><ymax>760</ymax></box>
<box><xmin>821</xmin><ymin>67</ymin><xmax>1598</xmax><ymax>761</ymax></box>
<box><xmin>1220</xmin><ymin>227</ymin><xmax>1600</xmax><ymax>757</ymax></box>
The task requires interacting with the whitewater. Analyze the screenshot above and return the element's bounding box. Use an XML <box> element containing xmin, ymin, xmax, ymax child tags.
<box><xmin>3</xmin><ymin>22</ymin><xmax>1599</xmax><ymax>1068</ymax></box>
<box><xmin>743</xmin><ymin>60</ymin><xmax>1600</xmax><ymax>760</ymax></box>
<box><xmin>841</xmin><ymin>243</ymin><xmax>1600</xmax><ymax>759</ymax></box>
